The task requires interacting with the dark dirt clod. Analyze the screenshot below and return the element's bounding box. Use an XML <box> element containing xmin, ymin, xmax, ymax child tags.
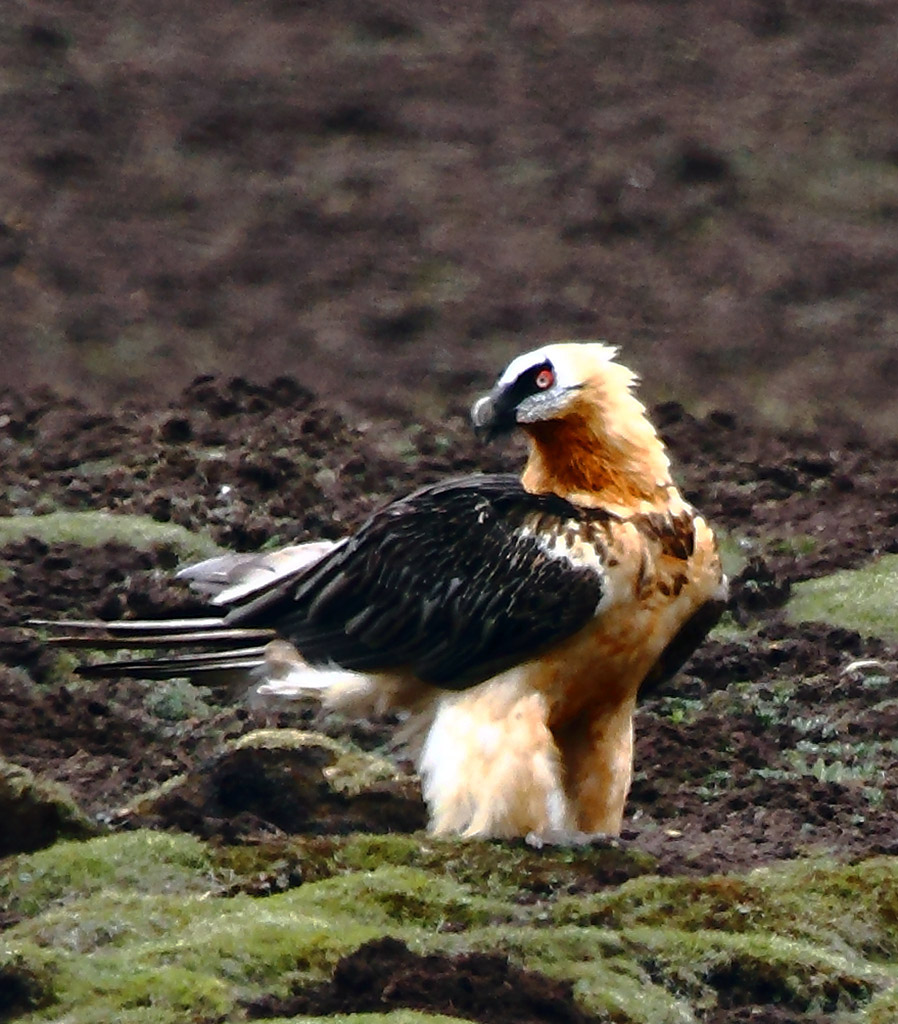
<box><xmin>245</xmin><ymin>936</ymin><xmax>606</xmax><ymax>1023</ymax></box>
<box><xmin>127</xmin><ymin>735</ymin><xmax>427</xmax><ymax>841</ymax></box>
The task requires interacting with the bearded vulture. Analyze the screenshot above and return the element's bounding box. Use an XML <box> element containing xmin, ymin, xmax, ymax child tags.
<box><xmin>33</xmin><ymin>343</ymin><xmax>727</xmax><ymax>843</ymax></box>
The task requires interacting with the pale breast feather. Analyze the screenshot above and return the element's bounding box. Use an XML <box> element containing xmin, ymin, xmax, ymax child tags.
<box><xmin>226</xmin><ymin>474</ymin><xmax>609</xmax><ymax>690</ymax></box>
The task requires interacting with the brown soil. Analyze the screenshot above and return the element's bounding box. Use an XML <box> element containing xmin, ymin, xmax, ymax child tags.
<box><xmin>246</xmin><ymin>936</ymin><xmax>603</xmax><ymax>1023</ymax></box>
<box><xmin>2</xmin><ymin>1</ymin><xmax>898</xmax><ymax>1021</ymax></box>
<box><xmin>3</xmin><ymin>0</ymin><xmax>898</xmax><ymax>434</ymax></box>
<box><xmin>248</xmin><ymin>936</ymin><xmax>841</xmax><ymax>1024</ymax></box>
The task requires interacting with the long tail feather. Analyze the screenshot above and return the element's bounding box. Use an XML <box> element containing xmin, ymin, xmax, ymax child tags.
<box><xmin>25</xmin><ymin>540</ymin><xmax>341</xmax><ymax>690</ymax></box>
<box><xmin>28</xmin><ymin>615</ymin><xmax>279</xmax><ymax>683</ymax></box>
<box><xmin>28</xmin><ymin>616</ymin><xmax>227</xmax><ymax>634</ymax></box>
<box><xmin>75</xmin><ymin>645</ymin><xmax>272</xmax><ymax>680</ymax></box>
<box><xmin>40</xmin><ymin>628</ymin><xmax>275</xmax><ymax>649</ymax></box>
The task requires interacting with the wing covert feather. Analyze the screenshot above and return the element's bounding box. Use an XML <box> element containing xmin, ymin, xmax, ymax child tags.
<box><xmin>232</xmin><ymin>475</ymin><xmax>607</xmax><ymax>689</ymax></box>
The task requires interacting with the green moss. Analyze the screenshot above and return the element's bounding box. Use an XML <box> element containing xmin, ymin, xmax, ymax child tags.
<box><xmin>706</xmin><ymin>609</ymin><xmax>753</xmax><ymax>644</ymax></box>
<box><xmin>229</xmin><ymin>728</ymin><xmax>405</xmax><ymax>794</ymax></box>
<box><xmin>552</xmin><ymin>857</ymin><xmax>898</xmax><ymax>962</ymax></box>
<box><xmin>715</xmin><ymin>529</ymin><xmax>749</xmax><ymax>580</ymax></box>
<box><xmin>289</xmin><ymin>864</ymin><xmax>506</xmax><ymax>929</ymax></box>
<box><xmin>866</xmin><ymin>987</ymin><xmax>898</xmax><ymax>1024</ymax></box>
<box><xmin>334</xmin><ymin>833</ymin><xmax>428</xmax><ymax>872</ymax></box>
<box><xmin>434</xmin><ymin>923</ymin><xmax>677</xmax><ymax>1021</ymax></box>
<box><xmin>4</xmin><ymin>832</ymin><xmax>897</xmax><ymax>1023</ymax></box>
<box><xmin>0</xmin><ymin>759</ymin><xmax>98</xmax><ymax>857</ymax></box>
<box><xmin>6</xmin><ymin>883</ymin><xmax>385</xmax><ymax>1020</ymax></box>
<box><xmin>141</xmin><ymin>678</ymin><xmax>215</xmax><ymax>722</ymax></box>
<box><xmin>785</xmin><ymin>555</ymin><xmax>898</xmax><ymax>639</ymax></box>
<box><xmin>620</xmin><ymin>926</ymin><xmax>880</xmax><ymax>1014</ymax></box>
<box><xmin>767</xmin><ymin>533</ymin><xmax>820</xmax><ymax>558</ymax></box>
<box><xmin>207</xmin><ymin>831</ymin><xmax>657</xmax><ymax>907</ymax></box>
<box><xmin>0</xmin><ymin>831</ymin><xmax>213</xmax><ymax>920</ymax></box>
<box><xmin>126</xmin><ymin>729</ymin><xmax>421</xmax><ymax>838</ymax></box>
<box><xmin>83</xmin><ymin>965</ymin><xmax>232</xmax><ymax>1018</ymax></box>
<box><xmin>0</xmin><ymin>511</ymin><xmax>221</xmax><ymax>562</ymax></box>
<box><xmin>440</xmin><ymin>920</ymin><xmax>884</xmax><ymax>1020</ymax></box>
<box><xmin>263</xmin><ymin>1016</ymin><xmax>473</xmax><ymax>1024</ymax></box>
<box><xmin>334</xmin><ymin>833</ymin><xmax>657</xmax><ymax>903</ymax></box>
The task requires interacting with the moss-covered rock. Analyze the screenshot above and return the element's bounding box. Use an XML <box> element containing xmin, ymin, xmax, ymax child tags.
<box><xmin>125</xmin><ymin>729</ymin><xmax>427</xmax><ymax>836</ymax></box>
<box><xmin>0</xmin><ymin>759</ymin><xmax>98</xmax><ymax>857</ymax></box>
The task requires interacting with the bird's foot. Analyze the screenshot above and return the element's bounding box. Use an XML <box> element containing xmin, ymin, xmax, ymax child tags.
<box><xmin>525</xmin><ymin>828</ymin><xmax>618</xmax><ymax>849</ymax></box>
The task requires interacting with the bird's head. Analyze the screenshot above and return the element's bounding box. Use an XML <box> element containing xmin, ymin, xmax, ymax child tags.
<box><xmin>471</xmin><ymin>342</ymin><xmax>630</xmax><ymax>441</ymax></box>
<box><xmin>471</xmin><ymin>342</ymin><xmax>674</xmax><ymax>506</ymax></box>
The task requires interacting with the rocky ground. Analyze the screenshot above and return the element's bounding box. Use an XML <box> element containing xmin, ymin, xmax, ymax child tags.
<box><xmin>1</xmin><ymin>0</ymin><xmax>898</xmax><ymax>1022</ymax></box>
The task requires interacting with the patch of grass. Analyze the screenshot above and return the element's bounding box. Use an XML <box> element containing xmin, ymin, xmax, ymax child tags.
<box><xmin>785</xmin><ymin>555</ymin><xmax>898</xmax><ymax>640</ymax></box>
<box><xmin>767</xmin><ymin>533</ymin><xmax>820</xmax><ymax>558</ymax></box>
<box><xmin>715</xmin><ymin>529</ymin><xmax>750</xmax><ymax>580</ymax></box>
<box><xmin>0</xmin><ymin>511</ymin><xmax>222</xmax><ymax>562</ymax></box>
<box><xmin>206</xmin><ymin>831</ymin><xmax>657</xmax><ymax>905</ymax></box>
<box><xmin>458</xmin><ymin>922</ymin><xmax>883</xmax><ymax>1020</ymax></box>
<box><xmin>142</xmin><ymin>678</ymin><xmax>215</xmax><ymax>722</ymax></box>
<box><xmin>288</xmin><ymin>865</ymin><xmax>506</xmax><ymax>930</ymax></box>
<box><xmin>432</xmin><ymin>923</ymin><xmax>689</xmax><ymax>1022</ymax></box>
<box><xmin>727</xmin><ymin>676</ymin><xmax>798</xmax><ymax>728</ymax></box>
<box><xmin>707</xmin><ymin>609</ymin><xmax>754</xmax><ymax>644</ymax></box>
<box><xmin>787</xmin><ymin>737</ymin><xmax>895</xmax><ymax>791</ymax></box>
<box><xmin>866</xmin><ymin>987</ymin><xmax>898</xmax><ymax>1024</ymax></box>
<box><xmin>672</xmin><ymin>672</ymin><xmax>897</xmax><ymax>809</ymax></box>
<box><xmin>225</xmin><ymin>728</ymin><xmax>411</xmax><ymax>796</ymax></box>
<box><xmin>265</xmin><ymin>1016</ymin><xmax>472</xmax><ymax>1024</ymax></box>
<box><xmin>333</xmin><ymin>832</ymin><xmax>657</xmax><ymax>903</ymax></box>
<box><xmin>651</xmin><ymin>695</ymin><xmax>706</xmax><ymax>725</ymax></box>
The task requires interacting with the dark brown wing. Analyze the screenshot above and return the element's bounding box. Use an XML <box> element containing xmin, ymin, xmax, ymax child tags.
<box><xmin>227</xmin><ymin>475</ymin><xmax>607</xmax><ymax>689</ymax></box>
<box><xmin>638</xmin><ymin>598</ymin><xmax>726</xmax><ymax>697</ymax></box>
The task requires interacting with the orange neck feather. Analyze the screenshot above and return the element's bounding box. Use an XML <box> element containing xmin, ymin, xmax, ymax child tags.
<box><xmin>520</xmin><ymin>407</ymin><xmax>674</xmax><ymax>508</ymax></box>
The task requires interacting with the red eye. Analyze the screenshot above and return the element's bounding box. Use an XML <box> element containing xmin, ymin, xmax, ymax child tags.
<box><xmin>535</xmin><ymin>367</ymin><xmax>554</xmax><ymax>390</ymax></box>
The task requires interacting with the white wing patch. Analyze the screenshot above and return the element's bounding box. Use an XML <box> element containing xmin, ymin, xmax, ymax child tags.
<box><xmin>517</xmin><ymin>519</ymin><xmax>604</xmax><ymax>570</ymax></box>
<box><xmin>515</xmin><ymin>519</ymin><xmax>611</xmax><ymax>616</ymax></box>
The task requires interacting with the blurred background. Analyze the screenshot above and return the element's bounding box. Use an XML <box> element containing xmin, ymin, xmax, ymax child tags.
<box><xmin>1</xmin><ymin>0</ymin><xmax>897</xmax><ymax>433</ymax></box>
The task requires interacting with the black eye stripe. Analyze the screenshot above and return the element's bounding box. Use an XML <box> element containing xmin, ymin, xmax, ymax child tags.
<box><xmin>479</xmin><ymin>359</ymin><xmax>557</xmax><ymax>437</ymax></box>
<box><xmin>505</xmin><ymin>360</ymin><xmax>554</xmax><ymax>405</ymax></box>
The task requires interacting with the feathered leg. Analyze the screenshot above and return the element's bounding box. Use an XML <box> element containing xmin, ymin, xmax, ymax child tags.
<box><xmin>419</xmin><ymin>674</ymin><xmax>578</xmax><ymax>841</ymax></box>
<box><xmin>551</xmin><ymin>698</ymin><xmax>635</xmax><ymax>836</ymax></box>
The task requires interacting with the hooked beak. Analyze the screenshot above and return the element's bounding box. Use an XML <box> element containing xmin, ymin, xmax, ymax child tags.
<box><xmin>470</xmin><ymin>388</ymin><xmax>517</xmax><ymax>441</ymax></box>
